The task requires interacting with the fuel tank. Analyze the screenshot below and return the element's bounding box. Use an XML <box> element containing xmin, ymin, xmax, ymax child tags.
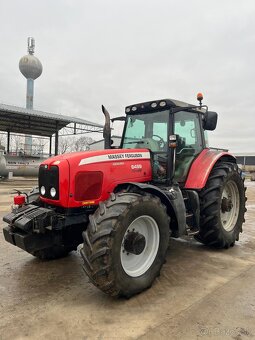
<box><xmin>0</xmin><ymin>150</ymin><xmax>45</xmax><ymax>177</ymax></box>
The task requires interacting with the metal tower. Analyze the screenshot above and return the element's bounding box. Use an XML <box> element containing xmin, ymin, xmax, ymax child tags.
<box><xmin>19</xmin><ymin>37</ymin><xmax>43</xmax><ymax>154</ymax></box>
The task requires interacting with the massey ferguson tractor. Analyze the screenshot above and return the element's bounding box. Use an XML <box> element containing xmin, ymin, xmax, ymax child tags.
<box><xmin>3</xmin><ymin>94</ymin><xmax>246</xmax><ymax>298</ymax></box>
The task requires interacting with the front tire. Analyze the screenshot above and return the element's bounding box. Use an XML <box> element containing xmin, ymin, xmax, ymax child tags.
<box><xmin>81</xmin><ymin>192</ymin><xmax>170</xmax><ymax>297</ymax></box>
<box><xmin>197</xmin><ymin>162</ymin><xmax>246</xmax><ymax>248</ymax></box>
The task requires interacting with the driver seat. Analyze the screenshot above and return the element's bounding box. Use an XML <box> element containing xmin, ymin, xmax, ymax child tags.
<box><xmin>135</xmin><ymin>138</ymin><xmax>160</xmax><ymax>152</ymax></box>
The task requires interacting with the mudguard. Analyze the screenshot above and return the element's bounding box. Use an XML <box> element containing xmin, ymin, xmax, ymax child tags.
<box><xmin>114</xmin><ymin>182</ymin><xmax>186</xmax><ymax>237</ymax></box>
<box><xmin>185</xmin><ymin>148</ymin><xmax>236</xmax><ymax>189</ymax></box>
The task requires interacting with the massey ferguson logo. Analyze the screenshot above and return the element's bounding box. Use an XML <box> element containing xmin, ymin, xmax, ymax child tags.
<box><xmin>108</xmin><ymin>153</ymin><xmax>143</xmax><ymax>160</ymax></box>
<box><xmin>78</xmin><ymin>151</ymin><xmax>150</xmax><ymax>166</ymax></box>
<box><xmin>131</xmin><ymin>164</ymin><xmax>142</xmax><ymax>172</ymax></box>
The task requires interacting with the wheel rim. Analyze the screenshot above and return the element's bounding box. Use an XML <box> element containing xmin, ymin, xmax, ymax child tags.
<box><xmin>120</xmin><ymin>215</ymin><xmax>160</xmax><ymax>277</ymax></box>
<box><xmin>220</xmin><ymin>180</ymin><xmax>240</xmax><ymax>231</ymax></box>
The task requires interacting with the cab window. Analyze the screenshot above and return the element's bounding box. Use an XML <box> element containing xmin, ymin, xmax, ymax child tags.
<box><xmin>122</xmin><ymin>110</ymin><xmax>169</xmax><ymax>152</ymax></box>
<box><xmin>122</xmin><ymin>110</ymin><xmax>169</xmax><ymax>183</ymax></box>
<box><xmin>174</xmin><ymin>111</ymin><xmax>202</xmax><ymax>182</ymax></box>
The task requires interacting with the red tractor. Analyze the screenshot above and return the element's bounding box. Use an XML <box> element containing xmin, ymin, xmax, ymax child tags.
<box><xmin>3</xmin><ymin>95</ymin><xmax>246</xmax><ymax>297</ymax></box>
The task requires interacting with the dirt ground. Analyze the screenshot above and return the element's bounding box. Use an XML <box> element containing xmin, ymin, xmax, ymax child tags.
<box><xmin>0</xmin><ymin>178</ymin><xmax>255</xmax><ymax>340</ymax></box>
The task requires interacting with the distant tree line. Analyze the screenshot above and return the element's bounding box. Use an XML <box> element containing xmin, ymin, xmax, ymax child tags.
<box><xmin>0</xmin><ymin>133</ymin><xmax>95</xmax><ymax>155</ymax></box>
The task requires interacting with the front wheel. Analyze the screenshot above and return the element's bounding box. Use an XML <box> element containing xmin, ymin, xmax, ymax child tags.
<box><xmin>197</xmin><ymin>162</ymin><xmax>246</xmax><ymax>248</ymax></box>
<box><xmin>81</xmin><ymin>192</ymin><xmax>170</xmax><ymax>297</ymax></box>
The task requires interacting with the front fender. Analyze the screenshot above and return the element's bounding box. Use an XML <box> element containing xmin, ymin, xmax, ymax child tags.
<box><xmin>114</xmin><ymin>182</ymin><xmax>186</xmax><ymax>237</ymax></box>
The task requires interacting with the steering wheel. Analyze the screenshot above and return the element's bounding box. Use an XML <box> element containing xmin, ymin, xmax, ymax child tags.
<box><xmin>152</xmin><ymin>135</ymin><xmax>166</xmax><ymax>149</ymax></box>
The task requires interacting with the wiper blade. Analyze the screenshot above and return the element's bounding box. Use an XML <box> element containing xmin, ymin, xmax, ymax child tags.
<box><xmin>124</xmin><ymin>141</ymin><xmax>145</xmax><ymax>144</ymax></box>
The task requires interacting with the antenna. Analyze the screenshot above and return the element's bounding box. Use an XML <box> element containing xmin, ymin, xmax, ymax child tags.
<box><xmin>27</xmin><ymin>37</ymin><xmax>35</xmax><ymax>55</ymax></box>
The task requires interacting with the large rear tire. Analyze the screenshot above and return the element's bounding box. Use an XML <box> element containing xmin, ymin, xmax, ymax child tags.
<box><xmin>81</xmin><ymin>192</ymin><xmax>170</xmax><ymax>297</ymax></box>
<box><xmin>197</xmin><ymin>162</ymin><xmax>246</xmax><ymax>248</ymax></box>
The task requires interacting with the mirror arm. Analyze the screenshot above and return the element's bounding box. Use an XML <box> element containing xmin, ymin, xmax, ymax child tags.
<box><xmin>111</xmin><ymin>116</ymin><xmax>126</xmax><ymax>122</ymax></box>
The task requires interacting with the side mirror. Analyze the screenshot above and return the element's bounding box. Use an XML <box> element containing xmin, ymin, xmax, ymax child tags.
<box><xmin>203</xmin><ymin>111</ymin><xmax>218</xmax><ymax>131</ymax></box>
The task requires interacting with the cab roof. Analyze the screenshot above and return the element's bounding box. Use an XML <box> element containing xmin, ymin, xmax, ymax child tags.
<box><xmin>125</xmin><ymin>98</ymin><xmax>206</xmax><ymax>114</ymax></box>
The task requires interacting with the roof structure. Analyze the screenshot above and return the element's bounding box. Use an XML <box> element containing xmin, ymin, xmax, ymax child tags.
<box><xmin>0</xmin><ymin>103</ymin><xmax>103</xmax><ymax>137</ymax></box>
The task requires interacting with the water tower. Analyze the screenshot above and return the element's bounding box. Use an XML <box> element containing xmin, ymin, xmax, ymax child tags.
<box><xmin>19</xmin><ymin>37</ymin><xmax>43</xmax><ymax>154</ymax></box>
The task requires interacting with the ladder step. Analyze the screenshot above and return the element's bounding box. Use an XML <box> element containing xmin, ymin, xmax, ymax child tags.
<box><xmin>186</xmin><ymin>213</ymin><xmax>193</xmax><ymax>218</ymax></box>
<box><xmin>186</xmin><ymin>227</ymin><xmax>199</xmax><ymax>236</ymax></box>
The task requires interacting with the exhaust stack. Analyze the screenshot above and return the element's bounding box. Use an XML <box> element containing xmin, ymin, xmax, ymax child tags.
<box><xmin>102</xmin><ymin>105</ymin><xmax>111</xmax><ymax>149</ymax></box>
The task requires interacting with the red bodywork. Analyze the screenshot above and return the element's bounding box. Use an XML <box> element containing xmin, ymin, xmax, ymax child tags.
<box><xmin>185</xmin><ymin>148</ymin><xmax>235</xmax><ymax>189</ymax></box>
<box><xmin>40</xmin><ymin>147</ymin><xmax>235</xmax><ymax>208</ymax></box>
<box><xmin>40</xmin><ymin>149</ymin><xmax>152</xmax><ymax>208</ymax></box>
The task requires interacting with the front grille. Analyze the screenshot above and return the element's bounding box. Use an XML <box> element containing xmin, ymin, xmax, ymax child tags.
<box><xmin>39</xmin><ymin>165</ymin><xmax>59</xmax><ymax>200</ymax></box>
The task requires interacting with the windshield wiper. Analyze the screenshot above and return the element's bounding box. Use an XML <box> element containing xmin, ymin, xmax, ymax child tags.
<box><xmin>124</xmin><ymin>141</ymin><xmax>145</xmax><ymax>144</ymax></box>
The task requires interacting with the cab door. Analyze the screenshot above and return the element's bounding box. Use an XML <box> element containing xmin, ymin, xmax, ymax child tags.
<box><xmin>174</xmin><ymin>111</ymin><xmax>203</xmax><ymax>183</ymax></box>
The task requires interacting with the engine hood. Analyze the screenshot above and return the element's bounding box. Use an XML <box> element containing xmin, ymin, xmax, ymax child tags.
<box><xmin>40</xmin><ymin>148</ymin><xmax>153</xmax><ymax>208</ymax></box>
<box><xmin>42</xmin><ymin>148</ymin><xmax>151</xmax><ymax>168</ymax></box>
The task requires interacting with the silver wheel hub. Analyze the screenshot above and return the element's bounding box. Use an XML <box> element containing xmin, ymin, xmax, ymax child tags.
<box><xmin>220</xmin><ymin>180</ymin><xmax>240</xmax><ymax>231</ymax></box>
<box><xmin>120</xmin><ymin>215</ymin><xmax>160</xmax><ymax>277</ymax></box>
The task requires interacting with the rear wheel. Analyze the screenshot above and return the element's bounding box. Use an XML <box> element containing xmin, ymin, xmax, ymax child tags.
<box><xmin>197</xmin><ymin>162</ymin><xmax>246</xmax><ymax>248</ymax></box>
<box><xmin>81</xmin><ymin>192</ymin><xmax>170</xmax><ymax>297</ymax></box>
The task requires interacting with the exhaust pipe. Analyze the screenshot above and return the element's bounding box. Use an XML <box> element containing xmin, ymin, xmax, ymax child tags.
<box><xmin>102</xmin><ymin>105</ymin><xmax>111</xmax><ymax>149</ymax></box>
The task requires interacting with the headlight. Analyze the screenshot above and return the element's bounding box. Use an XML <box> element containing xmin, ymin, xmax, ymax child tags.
<box><xmin>40</xmin><ymin>186</ymin><xmax>46</xmax><ymax>195</ymax></box>
<box><xmin>50</xmin><ymin>187</ymin><xmax>56</xmax><ymax>198</ymax></box>
<box><xmin>159</xmin><ymin>101</ymin><xmax>166</xmax><ymax>107</ymax></box>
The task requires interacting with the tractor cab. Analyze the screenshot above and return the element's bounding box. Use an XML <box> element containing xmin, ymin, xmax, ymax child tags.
<box><xmin>119</xmin><ymin>96</ymin><xmax>217</xmax><ymax>185</ymax></box>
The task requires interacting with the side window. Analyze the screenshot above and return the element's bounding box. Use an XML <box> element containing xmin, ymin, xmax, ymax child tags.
<box><xmin>204</xmin><ymin>130</ymin><xmax>209</xmax><ymax>147</ymax></box>
<box><xmin>151</xmin><ymin>115</ymin><xmax>168</xmax><ymax>183</ymax></box>
<box><xmin>174</xmin><ymin>111</ymin><xmax>202</xmax><ymax>154</ymax></box>
<box><xmin>174</xmin><ymin>111</ymin><xmax>202</xmax><ymax>182</ymax></box>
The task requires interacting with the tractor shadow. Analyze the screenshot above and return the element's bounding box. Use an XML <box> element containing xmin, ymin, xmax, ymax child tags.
<box><xmin>12</xmin><ymin>236</ymin><xmax>245</xmax><ymax>309</ymax></box>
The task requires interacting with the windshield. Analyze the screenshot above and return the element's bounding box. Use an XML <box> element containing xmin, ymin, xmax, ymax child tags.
<box><xmin>122</xmin><ymin>110</ymin><xmax>169</xmax><ymax>152</ymax></box>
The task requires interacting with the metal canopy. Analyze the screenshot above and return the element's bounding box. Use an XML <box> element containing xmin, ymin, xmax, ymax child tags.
<box><xmin>0</xmin><ymin>103</ymin><xmax>103</xmax><ymax>137</ymax></box>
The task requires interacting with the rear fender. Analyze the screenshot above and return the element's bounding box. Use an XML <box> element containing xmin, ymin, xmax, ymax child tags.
<box><xmin>114</xmin><ymin>182</ymin><xmax>186</xmax><ymax>237</ymax></box>
<box><xmin>185</xmin><ymin>148</ymin><xmax>236</xmax><ymax>190</ymax></box>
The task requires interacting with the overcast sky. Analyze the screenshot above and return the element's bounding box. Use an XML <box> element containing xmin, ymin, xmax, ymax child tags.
<box><xmin>0</xmin><ymin>0</ymin><xmax>254</xmax><ymax>152</ymax></box>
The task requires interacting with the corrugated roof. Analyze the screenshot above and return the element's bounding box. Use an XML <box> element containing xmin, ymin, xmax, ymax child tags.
<box><xmin>0</xmin><ymin>103</ymin><xmax>103</xmax><ymax>137</ymax></box>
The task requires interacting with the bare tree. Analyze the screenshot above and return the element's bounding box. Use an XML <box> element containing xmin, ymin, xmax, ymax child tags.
<box><xmin>11</xmin><ymin>135</ymin><xmax>23</xmax><ymax>154</ymax></box>
<box><xmin>0</xmin><ymin>133</ymin><xmax>6</xmax><ymax>148</ymax></box>
<box><xmin>33</xmin><ymin>137</ymin><xmax>47</xmax><ymax>155</ymax></box>
<box><xmin>73</xmin><ymin>136</ymin><xmax>94</xmax><ymax>152</ymax></box>
<box><xmin>58</xmin><ymin>136</ymin><xmax>72</xmax><ymax>154</ymax></box>
<box><xmin>58</xmin><ymin>135</ymin><xmax>95</xmax><ymax>154</ymax></box>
